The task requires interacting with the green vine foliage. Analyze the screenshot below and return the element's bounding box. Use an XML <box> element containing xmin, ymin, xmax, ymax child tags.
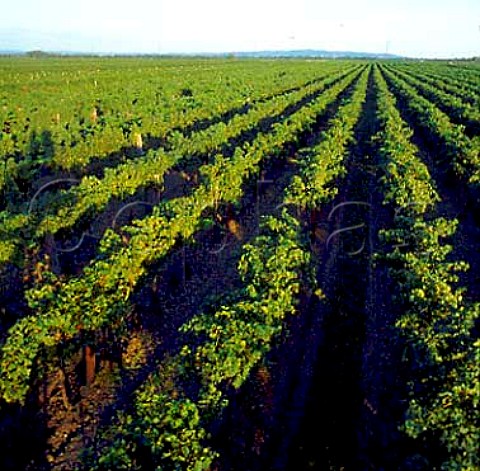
<box><xmin>2</xmin><ymin>60</ymin><xmax>477</xmax><ymax>470</ymax></box>
<box><xmin>0</xmin><ymin>67</ymin><xmax>364</xmax><ymax>405</ymax></box>
<box><xmin>91</xmin><ymin>209</ymin><xmax>318</xmax><ymax>470</ymax></box>
<box><xmin>374</xmin><ymin>65</ymin><xmax>480</xmax><ymax>470</ymax></box>
<box><xmin>0</xmin><ymin>66</ymin><xmax>360</xmax><ymax>267</ymax></box>
<box><xmin>380</xmin><ymin>66</ymin><xmax>480</xmax><ymax>180</ymax></box>
<box><xmin>388</xmin><ymin>66</ymin><xmax>480</xmax><ymax>133</ymax></box>
<box><xmin>86</xmin><ymin>67</ymin><xmax>369</xmax><ymax>470</ymax></box>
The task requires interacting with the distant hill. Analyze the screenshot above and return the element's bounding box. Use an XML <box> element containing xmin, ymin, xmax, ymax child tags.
<box><xmin>228</xmin><ymin>49</ymin><xmax>402</xmax><ymax>59</ymax></box>
<box><xmin>160</xmin><ymin>49</ymin><xmax>403</xmax><ymax>59</ymax></box>
<box><xmin>0</xmin><ymin>48</ymin><xmax>402</xmax><ymax>60</ymax></box>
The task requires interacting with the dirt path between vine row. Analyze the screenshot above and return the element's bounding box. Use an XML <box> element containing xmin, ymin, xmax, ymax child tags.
<box><xmin>281</xmin><ymin>65</ymin><xmax>384</xmax><ymax>471</ymax></box>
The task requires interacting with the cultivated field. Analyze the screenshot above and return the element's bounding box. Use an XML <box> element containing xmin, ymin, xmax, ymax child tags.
<box><xmin>0</xmin><ymin>57</ymin><xmax>479</xmax><ymax>470</ymax></box>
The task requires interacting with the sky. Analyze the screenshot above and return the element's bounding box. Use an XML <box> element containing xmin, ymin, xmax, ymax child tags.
<box><xmin>0</xmin><ymin>0</ymin><xmax>479</xmax><ymax>58</ymax></box>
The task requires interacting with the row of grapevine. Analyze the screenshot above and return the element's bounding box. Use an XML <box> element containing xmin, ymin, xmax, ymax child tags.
<box><xmin>391</xmin><ymin>64</ymin><xmax>480</xmax><ymax>107</ymax></box>
<box><xmin>410</xmin><ymin>62</ymin><xmax>480</xmax><ymax>92</ymax></box>
<box><xmin>86</xmin><ymin>66</ymin><xmax>370</xmax><ymax>471</ymax></box>
<box><xmin>374</xmin><ymin>66</ymin><xmax>479</xmax><ymax>470</ymax></box>
<box><xmin>1</xmin><ymin>60</ymin><xmax>347</xmax><ymax>195</ymax></box>
<box><xmin>0</xmin><ymin>67</ymin><xmax>367</xmax><ymax>405</ymax></box>
<box><xmin>384</xmin><ymin>65</ymin><xmax>480</xmax><ymax>135</ymax></box>
<box><xmin>0</xmin><ymin>65</ymin><xmax>360</xmax><ymax>267</ymax></box>
<box><xmin>1</xmin><ymin>58</ymin><xmax>478</xmax><ymax>470</ymax></box>
<box><xmin>439</xmin><ymin>63</ymin><xmax>480</xmax><ymax>89</ymax></box>
<box><xmin>379</xmin><ymin>66</ymin><xmax>480</xmax><ymax>180</ymax></box>
<box><xmin>0</xmin><ymin>59</ymin><xmax>352</xmax><ymax>218</ymax></box>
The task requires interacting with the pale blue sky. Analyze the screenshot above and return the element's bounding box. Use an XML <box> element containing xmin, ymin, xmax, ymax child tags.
<box><xmin>1</xmin><ymin>0</ymin><xmax>479</xmax><ymax>58</ymax></box>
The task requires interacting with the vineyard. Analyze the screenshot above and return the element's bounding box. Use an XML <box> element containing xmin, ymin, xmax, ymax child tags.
<box><xmin>0</xmin><ymin>57</ymin><xmax>479</xmax><ymax>470</ymax></box>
